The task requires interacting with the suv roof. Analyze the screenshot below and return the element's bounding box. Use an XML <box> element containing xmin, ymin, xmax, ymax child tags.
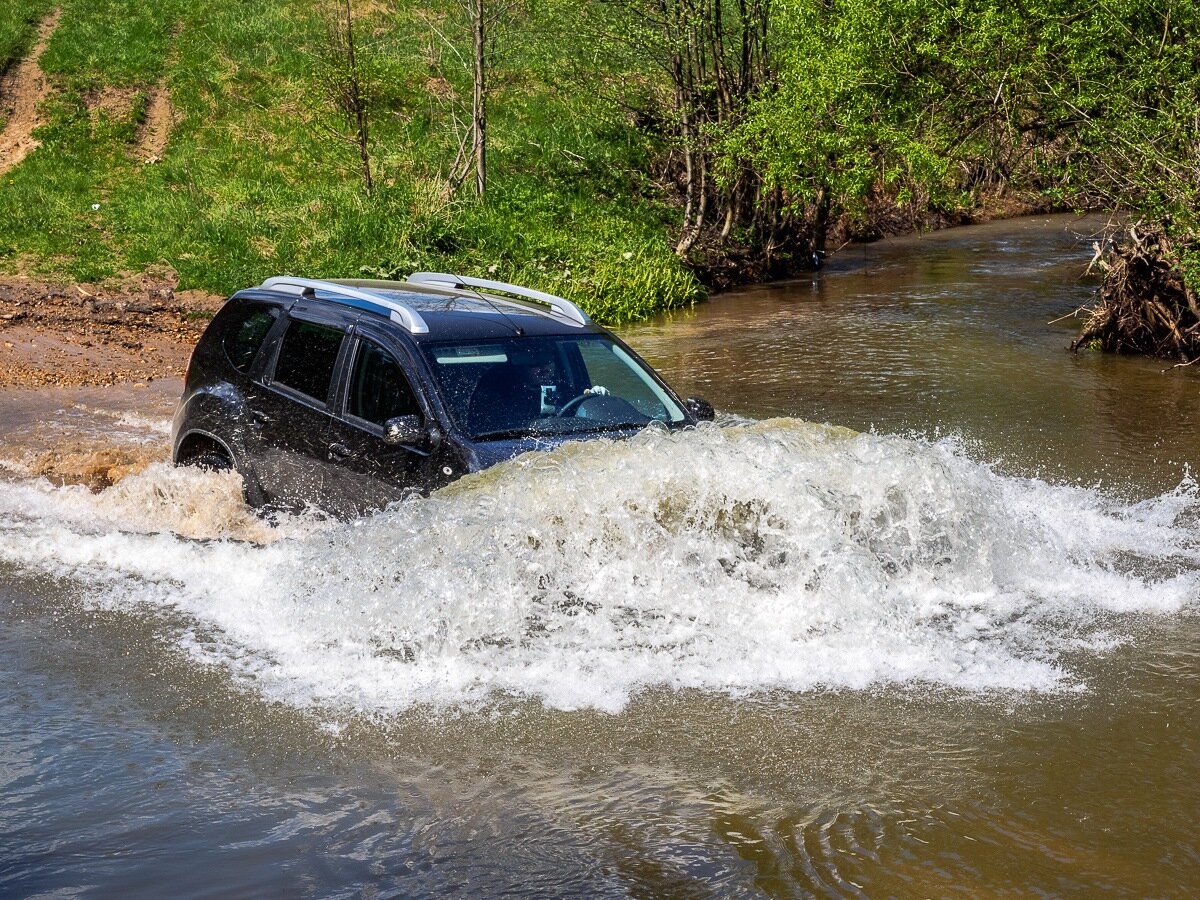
<box><xmin>237</xmin><ymin>273</ymin><xmax>595</xmax><ymax>342</ymax></box>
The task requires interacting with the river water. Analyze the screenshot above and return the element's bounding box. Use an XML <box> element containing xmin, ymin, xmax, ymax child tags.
<box><xmin>2</xmin><ymin>216</ymin><xmax>1198</xmax><ymax>896</ymax></box>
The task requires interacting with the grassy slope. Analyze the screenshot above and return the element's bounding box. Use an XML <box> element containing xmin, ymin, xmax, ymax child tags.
<box><xmin>0</xmin><ymin>1</ymin><xmax>701</xmax><ymax>323</ymax></box>
<box><xmin>0</xmin><ymin>0</ymin><xmax>53</xmax><ymax>69</ymax></box>
<box><xmin>0</xmin><ymin>0</ymin><xmax>55</xmax><ymax>131</ymax></box>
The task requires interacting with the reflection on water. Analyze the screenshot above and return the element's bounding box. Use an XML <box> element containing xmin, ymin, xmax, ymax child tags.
<box><xmin>1</xmin><ymin>216</ymin><xmax>1198</xmax><ymax>896</ymax></box>
<box><xmin>626</xmin><ymin>215</ymin><xmax>1200</xmax><ymax>497</ymax></box>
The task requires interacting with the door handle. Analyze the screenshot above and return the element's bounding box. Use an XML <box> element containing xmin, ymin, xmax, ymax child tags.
<box><xmin>250</xmin><ymin>410</ymin><xmax>271</xmax><ymax>428</ymax></box>
<box><xmin>328</xmin><ymin>442</ymin><xmax>351</xmax><ymax>461</ymax></box>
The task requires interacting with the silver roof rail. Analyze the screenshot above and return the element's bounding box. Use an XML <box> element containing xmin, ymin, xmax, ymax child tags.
<box><xmin>259</xmin><ymin>276</ymin><xmax>429</xmax><ymax>335</ymax></box>
<box><xmin>407</xmin><ymin>272</ymin><xmax>590</xmax><ymax>327</ymax></box>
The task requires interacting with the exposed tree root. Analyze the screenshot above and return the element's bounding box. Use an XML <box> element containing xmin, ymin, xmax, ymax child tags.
<box><xmin>1072</xmin><ymin>224</ymin><xmax>1200</xmax><ymax>363</ymax></box>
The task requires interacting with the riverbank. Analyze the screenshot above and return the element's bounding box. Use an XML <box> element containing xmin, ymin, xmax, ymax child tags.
<box><xmin>0</xmin><ymin>2</ymin><xmax>1064</xmax><ymax>327</ymax></box>
<box><xmin>0</xmin><ymin>208</ymin><xmax>1076</xmax><ymax>390</ymax></box>
<box><xmin>0</xmin><ymin>272</ymin><xmax>202</xmax><ymax>487</ymax></box>
<box><xmin>0</xmin><ymin>0</ymin><xmax>704</xmax><ymax>324</ymax></box>
<box><xmin>0</xmin><ymin>274</ymin><xmax>220</xmax><ymax>387</ymax></box>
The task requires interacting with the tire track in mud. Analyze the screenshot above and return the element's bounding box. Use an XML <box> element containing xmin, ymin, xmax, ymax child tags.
<box><xmin>0</xmin><ymin>9</ymin><xmax>62</xmax><ymax>177</ymax></box>
<box><xmin>132</xmin><ymin>20</ymin><xmax>181</xmax><ymax>163</ymax></box>
<box><xmin>135</xmin><ymin>80</ymin><xmax>174</xmax><ymax>162</ymax></box>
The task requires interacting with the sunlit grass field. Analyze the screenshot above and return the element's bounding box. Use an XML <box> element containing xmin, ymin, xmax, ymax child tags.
<box><xmin>0</xmin><ymin>0</ymin><xmax>701</xmax><ymax>322</ymax></box>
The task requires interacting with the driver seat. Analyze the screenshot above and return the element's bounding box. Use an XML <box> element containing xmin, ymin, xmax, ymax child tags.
<box><xmin>466</xmin><ymin>365</ymin><xmax>541</xmax><ymax>436</ymax></box>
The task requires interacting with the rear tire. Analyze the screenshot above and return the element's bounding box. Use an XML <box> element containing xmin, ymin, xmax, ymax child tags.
<box><xmin>177</xmin><ymin>437</ymin><xmax>266</xmax><ymax>508</ymax></box>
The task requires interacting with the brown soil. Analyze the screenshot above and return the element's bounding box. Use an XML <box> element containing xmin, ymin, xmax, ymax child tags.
<box><xmin>350</xmin><ymin>0</ymin><xmax>394</xmax><ymax>21</ymax></box>
<box><xmin>88</xmin><ymin>84</ymin><xmax>137</xmax><ymax>123</ymax></box>
<box><xmin>0</xmin><ymin>274</ymin><xmax>224</xmax><ymax>387</ymax></box>
<box><xmin>135</xmin><ymin>81</ymin><xmax>174</xmax><ymax>162</ymax></box>
<box><xmin>0</xmin><ymin>9</ymin><xmax>61</xmax><ymax>176</ymax></box>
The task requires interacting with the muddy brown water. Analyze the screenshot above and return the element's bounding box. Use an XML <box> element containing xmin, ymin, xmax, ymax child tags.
<box><xmin>627</xmin><ymin>215</ymin><xmax>1199</xmax><ymax>498</ymax></box>
<box><xmin>2</xmin><ymin>215</ymin><xmax>1198</xmax><ymax>897</ymax></box>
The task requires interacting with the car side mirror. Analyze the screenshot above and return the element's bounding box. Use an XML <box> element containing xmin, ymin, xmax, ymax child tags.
<box><xmin>383</xmin><ymin>414</ymin><xmax>425</xmax><ymax>446</ymax></box>
<box><xmin>685</xmin><ymin>397</ymin><xmax>715</xmax><ymax>422</ymax></box>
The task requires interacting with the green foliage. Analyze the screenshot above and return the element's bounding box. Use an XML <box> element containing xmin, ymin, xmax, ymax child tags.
<box><xmin>0</xmin><ymin>0</ymin><xmax>52</xmax><ymax>71</ymax></box>
<box><xmin>726</xmin><ymin>0</ymin><xmax>1200</xmax><ymax>248</ymax></box>
<box><xmin>0</xmin><ymin>0</ymin><xmax>697</xmax><ymax>319</ymax></box>
<box><xmin>353</xmin><ymin>175</ymin><xmax>702</xmax><ymax>324</ymax></box>
<box><xmin>39</xmin><ymin>0</ymin><xmax>186</xmax><ymax>89</ymax></box>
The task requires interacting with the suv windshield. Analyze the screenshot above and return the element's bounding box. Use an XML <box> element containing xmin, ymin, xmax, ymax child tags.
<box><xmin>423</xmin><ymin>334</ymin><xmax>686</xmax><ymax>440</ymax></box>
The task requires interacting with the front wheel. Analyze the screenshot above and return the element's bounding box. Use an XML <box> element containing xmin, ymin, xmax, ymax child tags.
<box><xmin>187</xmin><ymin>450</ymin><xmax>233</xmax><ymax>472</ymax></box>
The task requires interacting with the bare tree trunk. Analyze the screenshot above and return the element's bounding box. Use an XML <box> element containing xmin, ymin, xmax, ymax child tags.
<box><xmin>720</xmin><ymin>192</ymin><xmax>735</xmax><ymax>239</ymax></box>
<box><xmin>342</xmin><ymin>0</ymin><xmax>373</xmax><ymax>196</ymax></box>
<box><xmin>672</xmin><ymin>48</ymin><xmax>698</xmax><ymax>255</ymax></box>
<box><xmin>472</xmin><ymin>0</ymin><xmax>487</xmax><ymax>199</ymax></box>
<box><xmin>600</xmin><ymin>0</ymin><xmax>773</xmax><ymax>256</ymax></box>
<box><xmin>812</xmin><ymin>184</ymin><xmax>830</xmax><ymax>257</ymax></box>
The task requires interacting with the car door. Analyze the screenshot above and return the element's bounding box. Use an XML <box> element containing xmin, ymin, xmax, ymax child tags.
<box><xmin>245</xmin><ymin>313</ymin><xmax>349</xmax><ymax>508</ymax></box>
<box><xmin>323</xmin><ymin>329</ymin><xmax>447</xmax><ymax>515</ymax></box>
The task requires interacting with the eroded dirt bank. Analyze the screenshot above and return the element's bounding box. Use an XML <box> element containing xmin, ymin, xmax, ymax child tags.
<box><xmin>0</xmin><ymin>275</ymin><xmax>222</xmax><ymax>387</ymax></box>
<box><xmin>0</xmin><ymin>274</ymin><xmax>220</xmax><ymax>489</ymax></box>
<box><xmin>0</xmin><ymin>10</ymin><xmax>62</xmax><ymax>176</ymax></box>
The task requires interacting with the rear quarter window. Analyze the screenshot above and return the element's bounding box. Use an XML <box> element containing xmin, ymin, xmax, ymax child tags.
<box><xmin>223</xmin><ymin>305</ymin><xmax>278</xmax><ymax>373</ymax></box>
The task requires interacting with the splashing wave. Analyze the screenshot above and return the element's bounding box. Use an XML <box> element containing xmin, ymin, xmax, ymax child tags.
<box><xmin>1</xmin><ymin>420</ymin><xmax>1196</xmax><ymax>713</ymax></box>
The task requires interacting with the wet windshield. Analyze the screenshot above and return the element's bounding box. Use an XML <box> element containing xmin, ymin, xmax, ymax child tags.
<box><xmin>423</xmin><ymin>334</ymin><xmax>686</xmax><ymax>440</ymax></box>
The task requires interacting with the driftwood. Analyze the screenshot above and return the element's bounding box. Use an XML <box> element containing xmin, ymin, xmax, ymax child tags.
<box><xmin>1072</xmin><ymin>224</ymin><xmax>1200</xmax><ymax>363</ymax></box>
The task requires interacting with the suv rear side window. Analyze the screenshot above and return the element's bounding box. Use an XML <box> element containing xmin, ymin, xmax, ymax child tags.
<box><xmin>223</xmin><ymin>305</ymin><xmax>278</xmax><ymax>373</ymax></box>
<box><xmin>347</xmin><ymin>340</ymin><xmax>420</xmax><ymax>426</ymax></box>
<box><xmin>273</xmin><ymin>319</ymin><xmax>344</xmax><ymax>404</ymax></box>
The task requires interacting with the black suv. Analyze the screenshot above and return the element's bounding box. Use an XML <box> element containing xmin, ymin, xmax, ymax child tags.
<box><xmin>171</xmin><ymin>273</ymin><xmax>714</xmax><ymax>515</ymax></box>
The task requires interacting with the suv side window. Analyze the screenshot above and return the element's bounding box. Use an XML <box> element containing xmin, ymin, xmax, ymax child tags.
<box><xmin>223</xmin><ymin>304</ymin><xmax>278</xmax><ymax>373</ymax></box>
<box><xmin>273</xmin><ymin>319</ymin><xmax>345</xmax><ymax>404</ymax></box>
<box><xmin>347</xmin><ymin>339</ymin><xmax>420</xmax><ymax>426</ymax></box>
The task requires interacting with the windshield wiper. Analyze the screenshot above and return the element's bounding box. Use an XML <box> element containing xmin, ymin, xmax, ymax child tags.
<box><xmin>471</xmin><ymin>428</ymin><xmax>541</xmax><ymax>441</ymax></box>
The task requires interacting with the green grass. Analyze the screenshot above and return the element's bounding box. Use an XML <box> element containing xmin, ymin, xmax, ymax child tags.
<box><xmin>0</xmin><ymin>0</ymin><xmax>700</xmax><ymax>322</ymax></box>
<box><xmin>0</xmin><ymin>0</ymin><xmax>53</xmax><ymax>73</ymax></box>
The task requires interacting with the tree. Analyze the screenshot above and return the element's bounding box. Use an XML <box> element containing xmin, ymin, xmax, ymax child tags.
<box><xmin>725</xmin><ymin>0</ymin><xmax>1200</xmax><ymax>257</ymax></box>
<box><xmin>315</xmin><ymin>0</ymin><xmax>374</xmax><ymax>195</ymax></box>
<box><xmin>468</xmin><ymin>0</ymin><xmax>486</xmax><ymax>198</ymax></box>
<box><xmin>423</xmin><ymin>1</ymin><xmax>518</xmax><ymax>200</ymax></box>
<box><xmin>561</xmin><ymin>0</ymin><xmax>777</xmax><ymax>257</ymax></box>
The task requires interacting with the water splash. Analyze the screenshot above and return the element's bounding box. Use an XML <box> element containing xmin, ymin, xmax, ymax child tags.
<box><xmin>1</xmin><ymin>419</ymin><xmax>1196</xmax><ymax>714</ymax></box>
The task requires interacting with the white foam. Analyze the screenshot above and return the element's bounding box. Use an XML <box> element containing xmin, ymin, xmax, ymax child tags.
<box><xmin>1</xmin><ymin>420</ymin><xmax>1197</xmax><ymax>714</ymax></box>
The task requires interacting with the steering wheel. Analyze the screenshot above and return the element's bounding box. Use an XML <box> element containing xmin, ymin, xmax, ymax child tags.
<box><xmin>556</xmin><ymin>393</ymin><xmax>598</xmax><ymax>417</ymax></box>
<box><xmin>557</xmin><ymin>391</ymin><xmax>651</xmax><ymax>426</ymax></box>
